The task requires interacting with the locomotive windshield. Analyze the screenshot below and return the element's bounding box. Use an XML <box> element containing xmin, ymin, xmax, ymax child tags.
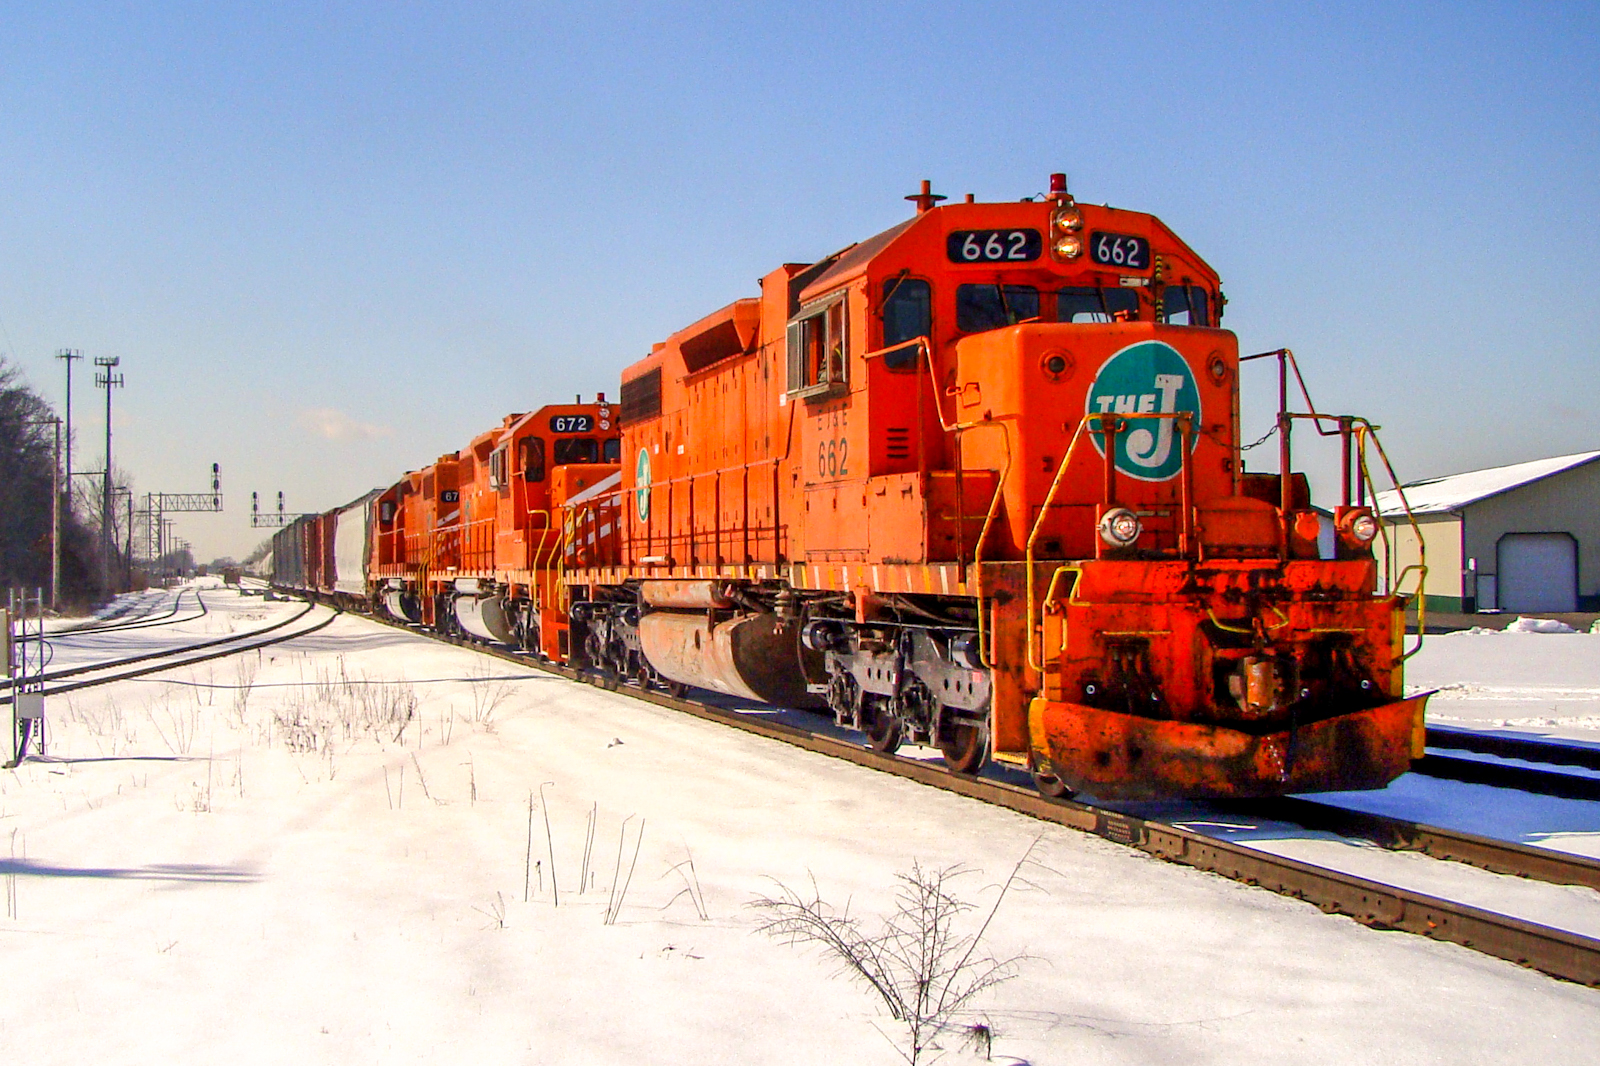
<box><xmin>1160</xmin><ymin>285</ymin><xmax>1211</xmax><ymax>326</ymax></box>
<box><xmin>956</xmin><ymin>284</ymin><xmax>1039</xmax><ymax>332</ymax></box>
<box><xmin>554</xmin><ymin>437</ymin><xmax>600</xmax><ymax>464</ymax></box>
<box><xmin>1058</xmin><ymin>286</ymin><xmax>1139</xmax><ymax>323</ymax></box>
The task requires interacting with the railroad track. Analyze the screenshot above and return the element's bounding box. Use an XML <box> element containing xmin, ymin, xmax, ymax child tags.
<box><xmin>27</xmin><ymin>594</ymin><xmax>315</xmax><ymax>685</ymax></box>
<box><xmin>48</xmin><ymin>587</ymin><xmax>199</xmax><ymax>635</ymax></box>
<box><xmin>1</xmin><ymin>600</ymin><xmax>341</xmax><ymax>708</ymax></box>
<box><xmin>1413</xmin><ymin>727</ymin><xmax>1600</xmax><ymax>801</ymax></box>
<box><xmin>316</xmin><ymin>595</ymin><xmax>1600</xmax><ymax>987</ymax></box>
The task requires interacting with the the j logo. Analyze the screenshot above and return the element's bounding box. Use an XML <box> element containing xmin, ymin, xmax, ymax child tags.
<box><xmin>1085</xmin><ymin>342</ymin><xmax>1201</xmax><ymax>482</ymax></box>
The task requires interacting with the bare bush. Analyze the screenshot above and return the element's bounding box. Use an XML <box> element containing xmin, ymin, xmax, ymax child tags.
<box><xmin>751</xmin><ymin>846</ymin><xmax>1038</xmax><ymax>1065</ymax></box>
<box><xmin>231</xmin><ymin>655</ymin><xmax>259</xmax><ymax>727</ymax></box>
<box><xmin>269</xmin><ymin>675</ymin><xmax>417</xmax><ymax>754</ymax></box>
<box><xmin>69</xmin><ymin>695</ymin><xmax>135</xmax><ymax>755</ymax></box>
<box><xmin>466</xmin><ymin>659</ymin><xmax>513</xmax><ymax>728</ymax></box>
<box><xmin>147</xmin><ymin>692</ymin><xmax>200</xmax><ymax>755</ymax></box>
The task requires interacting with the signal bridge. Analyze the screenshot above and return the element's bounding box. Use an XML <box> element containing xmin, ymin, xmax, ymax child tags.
<box><xmin>251</xmin><ymin>491</ymin><xmax>315</xmax><ymax>528</ymax></box>
<box><xmin>140</xmin><ymin>464</ymin><xmax>222</xmax><ymax>580</ymax></box>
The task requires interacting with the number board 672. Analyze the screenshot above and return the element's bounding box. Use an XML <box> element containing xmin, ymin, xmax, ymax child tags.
<box><xmin>549</xmin><ymin>414</ymin><xmax>594</xmax><ymax>434</ymax></box>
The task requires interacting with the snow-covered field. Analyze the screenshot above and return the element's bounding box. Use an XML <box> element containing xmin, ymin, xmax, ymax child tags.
<box><xmin>1408</xmin><ymin>622</ymin><xmax>1600</xmax><ymax>744</ymax></box>
<box><xmin>3</xmin><ymin>584</ymin><xmax>1598</xmax><ymax>1064</ymax></box>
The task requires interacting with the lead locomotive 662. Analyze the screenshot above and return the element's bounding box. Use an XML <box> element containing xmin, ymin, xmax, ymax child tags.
<box><xmin>273</xmin><ymin>173</ymin><xmax>1428</xmax><ymax>801</ymax></box>
<box><xmin>562</xmin><ymin>174</ymin><xmax>1428</xmax><ymax>800</ymax></box>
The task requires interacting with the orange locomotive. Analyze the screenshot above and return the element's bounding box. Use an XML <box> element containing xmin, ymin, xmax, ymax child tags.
<box><xmin>369</xmin><ymin>399</ymin><xmax>621</xmax><ymax>658</ymax></box>
<box><xmin>562</xmin><ymin>175</ymin><xmax>1428</xmax><ymax>800</ymax></box>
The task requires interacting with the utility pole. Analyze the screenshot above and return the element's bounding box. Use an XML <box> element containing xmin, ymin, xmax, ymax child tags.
<box><xmin>51</xmin><ymin>421</ymin><xmax>60</xmax><ymax>609</ymax></box>
<box><xmin>22</xmin><ymin>418</ymin><xmax>63</xmax><ymax>609</ymax></box>
<box><xmin>55</xmin><ymin>349</ymin><xmax>81</xmax><ymax>491</ymax></box>
<box><xmin>93</xmin><ymin>356</ymin><xmax>123</xmax><ymax>595</ymax></box>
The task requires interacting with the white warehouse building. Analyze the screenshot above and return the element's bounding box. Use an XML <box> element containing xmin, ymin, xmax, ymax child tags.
<box><xmin>1375</xmin><ymin>450</ymin><xmax>1600</xmax><ymax>614</ymax></box>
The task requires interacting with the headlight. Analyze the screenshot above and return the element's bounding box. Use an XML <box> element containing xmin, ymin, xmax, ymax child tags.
<box><xmin>1053</xmin><ymin>206</ymin><xmax>1082</xmax><ymax>232</ymax></box>
<box><xmin>1054</xmin><ymin>234</ymin><xmax>1083</xmax><ymax>259</ymax></box>
<box><xmin>1338</xmin><ymin>508</ymin><xmax>1379</xmax><ymax>546</ymax></box>
<box><xmin>1098</xmin><ymin>507</ymin><xmax>1142</xmax><ymax>548</ymax></box>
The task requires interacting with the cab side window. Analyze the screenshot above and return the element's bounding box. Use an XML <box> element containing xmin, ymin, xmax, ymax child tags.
<box><xmin>881</xmin><ymin>277</ymin><xmax>930</xmax><ymax>370</ymax></box>
<box><xmin>603</xmin><ymin>438</ymin><xmax>621</xmax><ymax>464</ymax></box>
<box><xmin>489</xmin><ymin>446</ymin><xmax>509</xmax><ymax>493</ymax></box>
<box><xmin>520</xmin><ymin>437</ymin><xmax>545</xmax><ymax>482</ymax></box>
<box><xmin>956</xmin><ymin>284</ymin><xmax>1039</xmax><ymax>333</ymax></box>
<box><xmin>786</xmin><ymin>293</ymin><xmax>848</xmax><ymax>396</ymax></box>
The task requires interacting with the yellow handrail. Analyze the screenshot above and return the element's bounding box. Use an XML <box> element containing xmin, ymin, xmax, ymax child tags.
<box><xmin>968</xmin><ymin>421</ymin><xmax>1012</xmax><ymax>668</ymax></box>
<box><xmin>1025</xmin><ymin>419</ymin><xmax>1092</xmax><ymax>673</ymax></box>
<box><xmin>1353</xmin><ymin>421</ymin><xmax>1429</xmax><ymax>661</ymax></box>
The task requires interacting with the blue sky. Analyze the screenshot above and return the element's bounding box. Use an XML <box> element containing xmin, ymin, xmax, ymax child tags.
<box><xmin>2</xmin><ymin>2</ymin><xmax>1596</xmax><ymax>559</ymax></box>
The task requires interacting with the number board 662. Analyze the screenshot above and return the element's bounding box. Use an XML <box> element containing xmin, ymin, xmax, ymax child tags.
<box><xmin>946</xmin><ymin>229</ymin><xmax>1042</xmax><ymax>264</ymax></box>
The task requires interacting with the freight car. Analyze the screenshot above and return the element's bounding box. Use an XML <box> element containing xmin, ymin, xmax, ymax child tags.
<box><xmin>560</xmin><ymin>175</ymin><xmax>1428</xmax><ymax>800</ymax></box>
<box><xmin>272</xmin><ymin>175</ymin><xmax>1427</xmax><ymax>802</ymax></box>
<box><xmin>269</xmin><ymin>490</ymin><xmax>380</xmax><ymax>602</ymax></box>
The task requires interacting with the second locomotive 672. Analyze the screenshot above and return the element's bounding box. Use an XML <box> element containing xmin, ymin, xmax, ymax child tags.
<box><xmin>562</xmin><ymin>174</ymin><xmax>1428</xmax><ymax>800</ymax></box>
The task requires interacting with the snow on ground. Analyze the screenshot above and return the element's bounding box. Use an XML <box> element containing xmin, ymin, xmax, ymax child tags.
<box><xmin>1135</xmin><ymin>621</ymin><xmax>1600</xmax><ymax>928</ymax></box>
<box><xmin>3</xmin><ymin>584</ymin><xmax>1598</xmax><ymax>1064</ymax></box>
<box><xmin>1409</xmin><ymin>624</ymin><xmax>1600</xmax><ymax>744</ymax></box>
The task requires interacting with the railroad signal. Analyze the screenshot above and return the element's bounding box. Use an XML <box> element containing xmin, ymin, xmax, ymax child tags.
<box><xmin>251</xmin><ymin>490</ymin><xmax>311</xmax><ymax>527</ymax></box>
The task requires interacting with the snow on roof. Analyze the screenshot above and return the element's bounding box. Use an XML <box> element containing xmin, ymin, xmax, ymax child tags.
<box><xmin>1375</xmin><ymin>450</ymin><xmax>1600</xmax><ymax>516</ymax></box>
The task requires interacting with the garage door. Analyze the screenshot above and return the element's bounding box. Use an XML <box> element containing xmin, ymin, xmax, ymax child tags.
<box><xmin>1497</xmin><ymin>533</ymin><xmax>1577</xmax><ymax>613</ymax></box>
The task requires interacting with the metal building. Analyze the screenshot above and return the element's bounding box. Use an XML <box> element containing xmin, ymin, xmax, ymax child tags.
<box><xmin>1376</xmin><ymin>450</ymin><xmax>1600</xmax><ymax>613</ymax></box>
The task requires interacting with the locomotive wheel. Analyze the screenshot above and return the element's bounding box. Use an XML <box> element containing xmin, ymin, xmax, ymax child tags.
<box><xmin>864</xmin><ymin>702</ymin><xmax>903</xmax><ymax>755</ymax></box>
<box><xmin>1030</xmin><ymin>763</ymin><xmax>1073</xmax><ymax>799</ymax></box>
<box><xmin>665</xmin><ymin>680</ymin><xmax>691</xmax><ymax>700</ymax></box>
<box><xmin>939</xmin><ymin>719</ymin><xmax>988</xmax><ymax>775</ymax></box>
<box><xmin>635</xmin><ymin>662</ymin><xmax>654</xmax><ymax>690</ymax></box>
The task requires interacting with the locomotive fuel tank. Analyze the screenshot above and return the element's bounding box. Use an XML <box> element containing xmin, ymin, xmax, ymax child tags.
<box><xmin>637</xmin><ymin>611</ymin><xmax>823</xmax><ymax>708</ymax></box>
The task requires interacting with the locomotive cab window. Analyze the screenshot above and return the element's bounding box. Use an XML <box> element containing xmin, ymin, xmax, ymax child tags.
<box><xmin>603</xmin><ymin>438</ymin><xmax>622</xmax><ymax>464</ymax></box>
<box><xmin>880</xmin><ymin>277</ymin><xmax>930</xmax><ymax>370</ymax></box>
<box><xmin>786</xmin><ymin>293</ymin><xmax>848</xmax><ymax>398</ymax></box>
<box><xmin>1160</xmin><ymin>285</ymin><xmax>1210</xmax><ymax>326</ymax></box>
<box><xmin>957</xmin><ymin>284</ymin><xmax>1039</xmax><ymax>333</ymax></box>
<box><xmin>1058</xmin><ymin>286</ymin><xmax>1140</xmax><ymax>323</ymax></box>
<box><xmin>520</xmin><ymin>436</ymin><xmax>545</xmax><ymax>482</ymax></box>
<box><xmin>554</xmin><ymin>437</ymin><xmax>600</xmax><ymax>464</ymax></box>
<box><xmin>489</xmin><ymin>446</ymin><xmax>509</xmax><ymax>492</ymax></box>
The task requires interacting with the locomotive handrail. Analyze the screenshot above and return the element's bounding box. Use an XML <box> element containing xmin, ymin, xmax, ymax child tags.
<box><xmin>861</xmin><ymin>336</ymin><xmax>930</xmax><ymax>364</ymax></box>
<box><xmin>1207</xmin><ymin>608</ymin><xmax>1252</xmax><ymax>634</ymax></box>
<box><xmin>1354</xmin><ymin>421</ymin><xmax>1429</xmax><ymax>660</ymax></box>
<box><xmin>1024</xmin><ymin>410</ymin><xmax>1200</xmax><ymax>673</ymax></box>
<box><xmin>968</xmin><ymin>420</ymin><xmax>1012</xmax><ymax>669</ymax></box>
<box><xmin>1025</xmin><ymin>419</ymin><xmax>1093</xmax><ymax>673</ymax></box>
<box><xmin>1040</xmin><ymin>564</ymin><xmax>1087</xmax><ymax>657</ymax></box>
<box><xmin>1243</xmin><ymin>349</ymin><xmax>1428</xmax><ymax>660</ymax></box>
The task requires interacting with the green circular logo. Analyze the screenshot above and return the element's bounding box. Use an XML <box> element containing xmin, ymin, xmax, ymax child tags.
<box><xmin>1085</xmin><ymin>341</ymin><xmax>1201</xmax><ymax>482</ymax></box>
<box><xmin>635</xmin><ymin>447</ymin><xmax>652</xmax><ymax>522</ymax></box>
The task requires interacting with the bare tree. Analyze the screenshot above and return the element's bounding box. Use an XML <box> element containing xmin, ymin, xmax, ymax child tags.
<box><xmin>751</xmin><ymin>843</ymin><xmax>1039</xmax><ymax>1064</ymax></box>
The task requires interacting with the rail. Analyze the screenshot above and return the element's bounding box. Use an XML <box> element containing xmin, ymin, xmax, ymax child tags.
<box><xmin>336</xmin><ymin>600</ymin><xmax>1600</xmax><ymax>987</ymax></box>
